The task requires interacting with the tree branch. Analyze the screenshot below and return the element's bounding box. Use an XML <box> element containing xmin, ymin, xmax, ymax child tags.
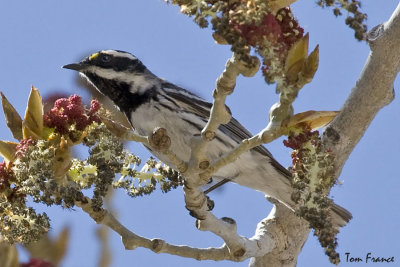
<box><xmin>322</xmin><ymin>3</ymin><xmax>399</xmax><ymax>176</ymax></box>
<box><xmin>249</xmin><ymin>199</ymin><xmax>310</xmax><ymax>267</ymax></box>
<box><xmin>76</xmin><ymin>198</ymin><xmax>233</xmax><ymax>261</ymax></box>
<box><xmin>76</xmin><ymin>196</ymin><xmax>310</xmax><ymax>264</ymax></box>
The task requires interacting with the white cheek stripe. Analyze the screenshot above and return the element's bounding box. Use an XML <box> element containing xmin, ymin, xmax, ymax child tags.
<box><xmin>85</xmin><ymin>66</ymin><xmax>134</xmax><ymax>82</ymax></box>
<box><xmin>83</xmin><ymin>66</ymin><xmax>160</xmax><ymax>95</ymax></box>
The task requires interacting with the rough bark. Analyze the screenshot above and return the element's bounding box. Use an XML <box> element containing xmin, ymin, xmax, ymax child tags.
<box><xmin>322</xmin><ymin>8</ymin><xmax>399</xmax><ymax>174</ymax></box>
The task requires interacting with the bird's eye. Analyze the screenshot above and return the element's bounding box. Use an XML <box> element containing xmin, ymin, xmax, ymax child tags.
<box><xmin>101</xmin><ymin>54</ymin><xmax>111</xmax><ymax>63</ymax></box>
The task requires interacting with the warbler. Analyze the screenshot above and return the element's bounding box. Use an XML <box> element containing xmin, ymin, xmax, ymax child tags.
<box><xmin>63</xmin><ymin>50</ymin><xmax>351</xmax><ymax>227</ymax></box>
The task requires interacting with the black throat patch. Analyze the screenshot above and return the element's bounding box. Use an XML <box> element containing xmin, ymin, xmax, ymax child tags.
<box><xmin>85</xmin><ymin>73</ymin><xmax>159</xmax><ymax>114</ymax></box>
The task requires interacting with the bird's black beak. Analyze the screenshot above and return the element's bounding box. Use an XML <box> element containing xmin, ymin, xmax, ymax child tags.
<box><xmin>62</xmin><ymin>63</ymin><xmax>86</xmax><ymax>71</ymax></box>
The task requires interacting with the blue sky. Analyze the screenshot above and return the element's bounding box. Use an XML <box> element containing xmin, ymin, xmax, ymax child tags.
<box><xmin>0</xmin><ymin>1</ymin><xmax>399</xmax><ymax>266</ymax></box>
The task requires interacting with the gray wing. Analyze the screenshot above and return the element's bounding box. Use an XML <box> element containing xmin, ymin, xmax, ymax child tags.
<box><xmin>162</xmin><ymin>82</ymin><xmax>292</xmax><ymax>179</ymax></box>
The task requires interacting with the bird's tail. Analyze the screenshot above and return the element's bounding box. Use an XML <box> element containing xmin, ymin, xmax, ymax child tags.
<box><xmin>330</xmin><ymin>202</ymin><xmax>352</xmax><ymax>229</ymax></box>
<box><xmin>206</xmin><ymin>178</ymin><xmax>352</xmax><ymax>229</ymax></box>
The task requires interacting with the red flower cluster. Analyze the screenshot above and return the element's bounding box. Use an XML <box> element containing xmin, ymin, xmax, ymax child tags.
<box><xmin>43</xmin><ymin>95</ymin><xmax>101</xmax><ymax>134</ymax></box>
<box><xmin>235</xmin><ymin>13</ymin><xmax>282</xmax><ymax>46</ymax></box>
<box><xmin>283</xmin><ymin>126</ymin><xmax>319</xmax><ymax>150</ymax></box>
<box><xmin>234</xmin><ymin>8</ymin><xmax>304</xmax><ymax>48</ymax></box>
<box><xmin>16</xmin><ymin>137</ymin><xmax>37</xmax><ymax>157</ymax></box>
<box><xmin>276</xmin><ymin>7</ymin><xmax>304</xmax><ymax>47</ymax></box>
<box><xmin>20</xmin><ymin>258</ymin><xmax>54</xmax><ymax>267</ymax></box>
<box><xmin>233</xmin><ymin>7</ymin><xmax>304</xmax><ymax>82</ymax></box>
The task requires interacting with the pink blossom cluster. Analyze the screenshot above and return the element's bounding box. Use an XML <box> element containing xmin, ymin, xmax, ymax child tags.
<box><xmin>234</xmin><ymin>14</ymin><xmax>282</xmax><ymax>46</ymax></box>
<box><xmin>234</xmin><ymin>8</ymin><xmax>304</xmax><ymax>48</ymax></box>
<box><xmin>43</xmin><ymin>95</ymin><xmax>101</xmax><ymax>134</ymax></box>
<box><xmin>283</xmin><ymin>126</ymin><xmax>319</xmax><ymax>151</ymax></box>
<box><xmin>276</xmin><ymin>7</ymin><xmax>304</xmax><ymax>47</ymax></box>
<box><xmin>16</xmin><ymin>137</ymin><xmax>37</xmax><ymax>157</ymax></box>
<box><xmin>283</xmin><ymin>125</ymin><xmax>320</xmax><ymax>167</ymax></box>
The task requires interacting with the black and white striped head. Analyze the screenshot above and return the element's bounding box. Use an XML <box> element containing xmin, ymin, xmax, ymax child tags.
<box><xmin>63</xmin><ymin>50</ymin><xmax>159</xmax><ymax>114</ymax></box>
<box><xmin>63</xmin><ymin>50</ymin><xmax>147</xmax><ymax>75</ymax></box>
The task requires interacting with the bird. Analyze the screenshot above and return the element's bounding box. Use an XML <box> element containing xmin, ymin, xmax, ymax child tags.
<box><xmin>63</xmin><ymin>49</ymin><xmax>351</xmax><ymax>228</ymax></box>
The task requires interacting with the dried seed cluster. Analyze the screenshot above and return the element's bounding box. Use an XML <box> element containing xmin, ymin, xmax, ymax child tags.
<box><xmin>284</xmin><ymin>124</ymin><xmax>340</xmax><ymax>264</ymax></box>
<box><xmin>317</xmin><ymin>0</ymin><xmax>367</xmax><ymax>40</ymax></box>
<box><xmin>0</xmin><ymin>160</ymin><xmax>50</xmax><ymax>244</ymax></box>
<box><xmin>113</xmin><ymin>157</ymin><xmax>183</xmax><ymax>198</ymax></box>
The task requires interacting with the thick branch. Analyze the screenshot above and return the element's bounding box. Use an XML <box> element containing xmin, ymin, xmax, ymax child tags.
<box><xmin>77</xmin><ymin>196</ymin><xmax>306</xmax><ymax>264</ymax></box>
<box><xmin>322</xmin><ymin>3</ymin><xmax>399</xmax><ymax>176</ymax></box>
<box><xmin>249</xmin><ymin>200</ymin><xmax>310</xmax><ymax>267</ymax></box>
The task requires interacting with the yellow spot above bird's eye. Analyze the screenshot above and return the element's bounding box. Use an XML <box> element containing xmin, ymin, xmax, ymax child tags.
<box><xmin>89</xmin><ymin>52</ymin><xmax>100</xmax><ymax>61</ymax></box>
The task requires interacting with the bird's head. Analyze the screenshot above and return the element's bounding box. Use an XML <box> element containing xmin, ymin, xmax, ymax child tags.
<box><xmin>63</xmin><ymin>50</ymin><xmax>147</xmax><ymax>76</ymax></box>
<box><xmin>63</xmin><ymin>50</ymin><xmax>159</xmax><ymax>113</ymax></box>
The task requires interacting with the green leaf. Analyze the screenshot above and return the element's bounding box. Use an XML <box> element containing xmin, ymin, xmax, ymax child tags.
<box><xmin>23</xmin><ymin>86</ymin><xmax>44</xmax><ymax>139</ymax></box>
<box><xmin>1</xmin><ymin>92</ymin><xmax>23</xmax><ymax>140</ymax></box>
<box><xmin>286</xmin><ymin>110</ymin><xmax>339</xmax><ymax>131</ymax></box>
<box><xmin>302</xmin><ymin>45</ymin><xmax>319</xmax><ymax>84</ymax></box>
<box><xmin>268</xmin><ymin>0</ymin><xmax>298</xmax><ymax>13</ymax></box>
<box><xmin>0</xmin><ymin>140</ymin><xmax>18</xmax><ymax>162</ymax></box>
<box><xmin>285</xmin><ymin>33</ymin><xmax>309</xmax><ymax>83</ymax></box>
